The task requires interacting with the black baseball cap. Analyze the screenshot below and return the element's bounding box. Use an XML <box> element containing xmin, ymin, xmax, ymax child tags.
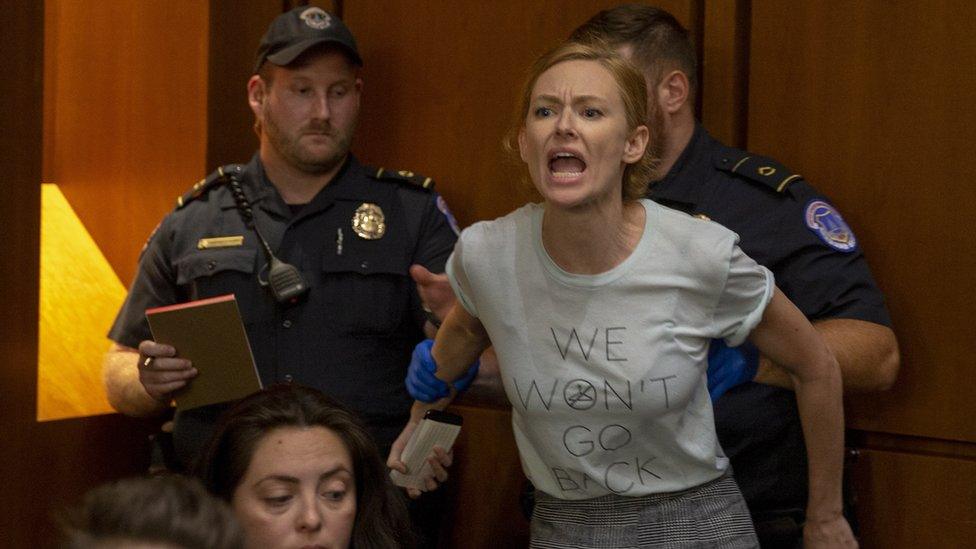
<box><xmin>254</xmin><ymin>6</ymin><xmax>363</xmax><ymax>73</ymax></box>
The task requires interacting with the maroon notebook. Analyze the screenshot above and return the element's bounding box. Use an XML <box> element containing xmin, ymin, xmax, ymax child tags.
<box><xmin>146</xmin><ymin>294</ymin><xmax>262</xmax><ymax>410</ymax></box>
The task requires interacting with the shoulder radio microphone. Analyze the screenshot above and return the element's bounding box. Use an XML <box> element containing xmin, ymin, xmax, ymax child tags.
<box><xmin>222</xmin><ymin>166</ymin><xmax>309</xmax><ymax>305</ymax></box>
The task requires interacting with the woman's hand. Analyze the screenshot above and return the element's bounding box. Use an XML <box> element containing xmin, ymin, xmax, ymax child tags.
<box><xmin>386</xmin><ymin>401</ymin><xmax>454</xmax><ymax>499</ymax></box>
<box><xmin>803</xmin><ymin>513</ymin><xmax>858</xmax><ymax>548</ymax></box>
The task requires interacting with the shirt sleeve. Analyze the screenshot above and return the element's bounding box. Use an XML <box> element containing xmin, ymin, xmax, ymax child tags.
<box><xmin>445</xmin><ymin>231</ymin><xmax>479</xmax><ymax>318</ymax></box>
<box><xmin>767</xmin><ymin>181</ymin><xmax>891</xmax><ymax>326</ymax></box>
<box><xmin>107</xmin><ymin>216</ymin><xmax>180</xmax><ymax>348</ymax></box>
<box><xmin>713</xmin><ymin>244</ymin><xmax>775</xmax><ymax>347</ymax></box>
<box><xmin>410</xmin><ymin>191</ymin><xmax>459</xmax><ymax>273</ymax></box>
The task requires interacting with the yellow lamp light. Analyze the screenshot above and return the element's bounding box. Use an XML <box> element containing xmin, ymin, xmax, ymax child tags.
<box><xmin>38</xmin><ymin>183</ymin><xmax>126</xmax><ymax>421</ymax></box>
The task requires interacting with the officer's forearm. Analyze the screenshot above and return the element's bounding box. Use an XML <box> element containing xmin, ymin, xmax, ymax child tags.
<box><xmin>753</xmin><ymin>318</ymin><xmax>899</xmax><ymax>393</ymax></box>
<box><xmin>103</xmin><ymin>344</ymin><xmax>169</xmax><ymax>417</ymax></box>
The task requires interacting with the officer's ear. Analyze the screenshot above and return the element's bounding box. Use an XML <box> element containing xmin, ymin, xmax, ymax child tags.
<box><xmin>247</xmin><ymin>74</ymin><xmax>267</xmax><ymax>115</ymax></box>
<box><xmin>657</xmin><ymin>69</ymin><xmax>690</xmax><ymax>115</ymax></box>
<box><xmin>353</xmin><ymin>76</ymin><xmax>364</xmax><ymax>105</ymax></box>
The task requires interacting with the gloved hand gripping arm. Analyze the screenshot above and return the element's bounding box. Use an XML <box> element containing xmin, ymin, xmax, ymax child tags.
<box><xmin>406</xmin><ymin>339</ymin><xmax>480</xmax><ymax>402</ymax></box>
<box><xmin>706</xmin><ymin>338</ymin><xmax>760</xmax><ymax>401</ymax></box>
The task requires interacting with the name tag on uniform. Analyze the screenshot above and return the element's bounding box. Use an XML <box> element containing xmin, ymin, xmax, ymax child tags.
<box><xmin>197</xmin><ymin>236</ymin><xmax>244</xmax><ymax>249</ymax></box>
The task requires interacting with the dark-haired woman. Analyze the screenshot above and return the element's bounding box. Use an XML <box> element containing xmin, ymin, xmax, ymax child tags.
<box><xmin>200</xmin><ymin>384</ymin><xmax>414</xmax><ymax>549</ymax></box>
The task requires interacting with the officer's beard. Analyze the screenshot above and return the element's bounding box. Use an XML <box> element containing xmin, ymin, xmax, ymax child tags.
<box><xmin>262</xmin><ymin>112</ymin><xmax>355</xmax><ymax>176</ymax></box>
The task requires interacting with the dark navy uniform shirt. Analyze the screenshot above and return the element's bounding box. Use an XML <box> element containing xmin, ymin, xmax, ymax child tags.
<box><xmin>109</xmin><ymin>154</ymin><xmax>458</xmax><ymax>467</ymax></box>
<box><xmin>649</xmin><ymin>125</ymin><xmax>891</xmax><ymax>516</ymax></box>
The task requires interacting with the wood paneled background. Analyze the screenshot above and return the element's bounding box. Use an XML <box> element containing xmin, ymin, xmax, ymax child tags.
<box><xmin>745</xmin><ymin>2</ymin><xmax>976</xmax><ymax>545</ymax></box>
<box><xmin>42</xmin><ymin>0</ymin><xmax>210</xmax><ymax>287</ymax></box>
<box><xmin>3</xmin><ymin>0</ymin><xmax>973</xmax><ymax>546</ymax></box>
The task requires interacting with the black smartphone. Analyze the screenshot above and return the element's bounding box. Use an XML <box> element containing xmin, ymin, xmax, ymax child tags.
<box><xmin>424</xmin><ymin>409</ymin><xmax>463</xmax><ymax>426</ymax></box>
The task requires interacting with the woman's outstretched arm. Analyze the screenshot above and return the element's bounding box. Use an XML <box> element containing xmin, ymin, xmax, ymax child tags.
<box><xmin>431</xmin><ymin>302</ymin><xmax>491</xmax><ymax>384</ymax></box>
<box><xmin>747</xmin><ymin>287</ymin><xmax>856</xmax><ymax>548</ymax></box>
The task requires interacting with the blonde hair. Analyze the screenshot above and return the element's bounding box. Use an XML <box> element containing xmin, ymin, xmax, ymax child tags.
<box><xmin>504</xmin><ymin>41</ymin><xmax>657</xmax><ymax>201</ymax></box>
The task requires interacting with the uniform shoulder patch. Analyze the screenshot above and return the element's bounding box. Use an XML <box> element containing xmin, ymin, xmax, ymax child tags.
<box><xmin>804</xmin><ymin>199</ymin><xmax>857</xmax><ymax>252</ymax></box>
<box><xmin>714</xmin><ymin>148</ymin><xmax>803</xmax><ymax>193</ymax></box>
<box><xmin>175</xmin><ymin>164</ymin><xmax>244</xmax><ymax>209</ymax></box>
<box><xmin>436</xmin><ymin>194</ymin><xmax>461</xmax><ymax>235</ymax></box>
<box><xmin>372</xmin><ymin>167</ymin><xmax>435</xmax><ymax>191</ymax></box>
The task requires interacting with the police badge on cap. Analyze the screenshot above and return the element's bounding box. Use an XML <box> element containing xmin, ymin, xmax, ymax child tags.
<box><xmin>300</xmin><ymin>7</ymin><xmax>332</xmax><ymax>29</ymax></box>
<box><xmin>254</xmin><ymin>5</ymin><xmax>363</xmax><ymax>72</ymax></box>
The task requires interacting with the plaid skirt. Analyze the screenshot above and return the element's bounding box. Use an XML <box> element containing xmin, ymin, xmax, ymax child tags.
<box><xmin>530</xmin><ymin>472</ymin><xmax>758</xmax><ymax>548</ymax></box>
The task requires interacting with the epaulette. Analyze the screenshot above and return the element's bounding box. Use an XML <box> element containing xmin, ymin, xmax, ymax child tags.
<box><xmin>371</xmin><ymin>167</ymin><xmax>435</xmax><ymax>191</ymax></box>
<box><xmin>175</xmin><ymin>164</ymin><xmax>244</xmax><ymax>209</ymax></box>
<box><xmin>714</xmin><ymin>149</ymin><xmax>803</xmax><ymax>193</ymax></box>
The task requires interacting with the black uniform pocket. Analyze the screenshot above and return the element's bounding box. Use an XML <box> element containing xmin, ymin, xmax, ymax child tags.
<box><xmin>175</xmin><ymin>248</ymin><xmax>258</xmax><ymax>301</ymax></box>
<box><xmin>320</xmin><ymin>252</ymin><xmax>411</xmax><ymax>336</ymax></box>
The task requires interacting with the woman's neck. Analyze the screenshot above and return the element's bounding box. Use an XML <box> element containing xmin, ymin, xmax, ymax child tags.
<box><xmin>541</xmin><ymin>198</ymin><xmax>646</xmax><ymax>275</ymax></box>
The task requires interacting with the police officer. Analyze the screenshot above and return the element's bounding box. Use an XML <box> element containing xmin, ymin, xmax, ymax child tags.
<box><xmin>102</xmin><ymin>5</ymin><xmax>457</xmax><ymax>506</ymax></box>
<box><xmin>568</xmin><ymin>5</ymin><xmax>900</xmax><ymax>547</ymax></box>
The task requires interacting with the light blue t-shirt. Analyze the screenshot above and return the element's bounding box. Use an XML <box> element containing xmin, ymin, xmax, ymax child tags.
<box><xmin>447</xmin><ymin>199</ymin><xmax>773</xmax><ymax>499</ymax></box>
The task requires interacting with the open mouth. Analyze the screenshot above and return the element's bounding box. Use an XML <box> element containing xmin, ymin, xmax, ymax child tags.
<box><xmin>548</xmin><ymin>151</ymin><xmax>587</xmax><ymax>177</ymax></box>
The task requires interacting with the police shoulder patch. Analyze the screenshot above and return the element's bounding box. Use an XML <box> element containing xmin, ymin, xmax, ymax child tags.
<box><xmin>372</xmin><ymin>167</ymin><xmax>435</xmax><ymax>191</ymax></box>
<box><xmin>175</xmin><ymin>164</ymin><xmax>244</xmax><ymax>209</ymax></box>
<box><xmin>804</xmin><ymin>199</ymin><xmax>857</xmax><ymax>252</ymax></box>
<box><xmin>436</xmin><ymin>194</ymin><xmax>461</xmax><ymax>235</ymax></box>
<box><xmin>714</xmin><ymin>149</ymin><xmax>803</xmax><ymax>193</ymax></box>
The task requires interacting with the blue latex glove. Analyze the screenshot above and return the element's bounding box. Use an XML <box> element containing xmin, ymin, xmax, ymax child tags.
<box><xmin>405</xmin><ymin>339</ymin><xmax>480</xmax><ymax>402</ymax></box>
<box><xmin>706</xmin><ymin>339</ymin><xmax>760</xmax><ymax>402</ymax></box>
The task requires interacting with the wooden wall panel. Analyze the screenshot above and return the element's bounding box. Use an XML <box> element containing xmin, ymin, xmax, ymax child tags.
<box><xmin>44</xmin><ymin>0</ymin><xmax>210</xmax><ymax>286</ymax></box>
<box><xmin>2</xmin><ymin>3</ymin><xmax>161</xmax><ymax>545</ymax></box>
<box><xmin>445</xmin><ymin>405</ymin><xmax>530</xmax><ymax>548</ymax></box>
<box><xmin>206</xmin><ymin>0</ymin><xmax>284</xmax><ymax>170</ymax></box>
<box><xmin>747</xmin><ymin>1</ymin><xmax>976</xmax><ymax>442</ymax></box>
<box><xmin>701</xmin><ymin>0</ymin><xmax>749</xmax><ymax>148</ymax></box>
<box><xmin>850</xmin><ymin>448</ymin><xmax>976</xmax><ymax>548</ymax></box>
<box><xmin>748</xmin><ymin>2</ymin><xmax>976</xmax><ymax>544</ymax></box>
<box><xmin>0</xmin><ymin>0</ymin><xmax>46</xmax><ymax>541</ymax></box>
<box><xmin>344</xmin><ymin>0</ymin><xmax>697</xmax><ymax>228</ymax></box>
